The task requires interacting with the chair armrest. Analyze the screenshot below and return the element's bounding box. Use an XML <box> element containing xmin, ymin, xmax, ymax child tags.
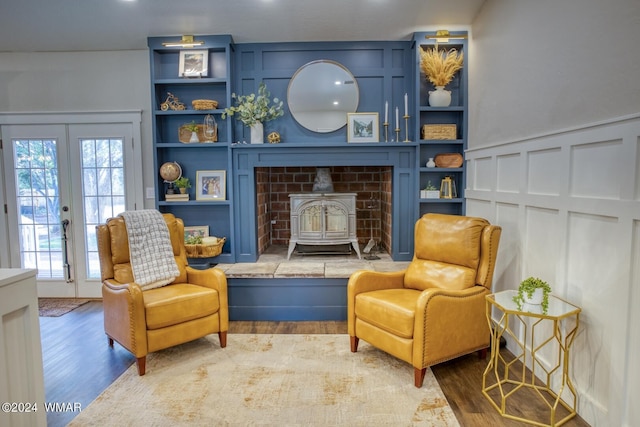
<box><xmin>186</xmin><ymin>266</ymin><xmax>227</xmax><ymax>292</ymax></box>
<box><xmin>101</xmin><ymin>279</ymin><xmax>148</xmax><ymax>357</ymax></box>
<box><xmin>185</xmin><ymin>267</ymin><xmax>229</xmax><ymax>331</ymax></box>
<box><xmin>347</xmin><ymin>270</ymin><xmax>406</xmax><ymax>296</ymax></box>
<box><xmin>413</xmin><ymin>285</ymin><xmax>490</xmax><ymax>367</ymax></box>
<box><xmin>347</xmin><ymin>270</ymin><xmax>406</xmax><ymax>336</ymax></box>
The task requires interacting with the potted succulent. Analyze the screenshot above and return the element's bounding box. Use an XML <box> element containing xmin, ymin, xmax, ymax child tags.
<box><xmin>419</xmin><ymin>46</ymin><xmax>464</xmax><ymax>107</ymax></box>
<box><xmin>513</xmin><ymin>277</ymin><xmax>552</xmax><ymax>312</ymax></box>
<box><xmin>420</xmin><ymin>181</ymin><xmax>440</xmax><ymax>199</ymax></box>
<box><xmin>185</xmin><ymin>121</ymin><xmax>200</xmax><ymax>143</ymax></box>
<box><xmin>174</xmin><ymin>176</ymin><xmax>191</xmax><ymax>194</ymax></box>
<box><xmin>222</xmin><ymin>82</ymin><xmax>284</xmax><ymax>144</ymax></box>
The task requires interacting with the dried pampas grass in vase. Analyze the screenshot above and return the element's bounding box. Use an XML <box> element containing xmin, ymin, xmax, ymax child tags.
<box><xmin>419</xmin><ymin>46</ymin><xmax>464</xmax><ymax>88</ymax></box>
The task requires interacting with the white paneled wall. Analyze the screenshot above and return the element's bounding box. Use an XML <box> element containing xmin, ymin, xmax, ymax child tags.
<box><xmin>465</xmin><ymin>114</ymin><xmax>640</xmax><ymax>427</ymax></box>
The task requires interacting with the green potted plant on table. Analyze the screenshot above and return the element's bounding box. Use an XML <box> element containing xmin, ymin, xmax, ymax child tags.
<box><xmin>174</xmin><ymin>176</ymin><xmax>191</xmax><ymax>194</ymax></box>
<box><xmin>513</xmin><ymin>277</ymin><xmax>552</xmax><ymax>313</ymax></box>
<box><xmin>222</xmin><ymin>82</ymin><xmax>284</xmax><ymax>144</ymax></box>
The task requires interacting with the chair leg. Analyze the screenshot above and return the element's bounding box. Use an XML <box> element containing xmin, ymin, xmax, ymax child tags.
<box><xmin>218</xmin><ymin>331</ymin><xmax>227</xmax><ymax>348</ymax></box>
<box><xmin>414</xmin><ymin>367</ymin><xmax>427</xmax><ymax>388</ymax></box>
<box><xmin>108</xmin><ymin>337</ymin><xmax>114</xmax><ymax>348</ymax></box>
<box><xmin>136</xmin><ymin>356</ymin><xmax>146</xmax><ymax>376</ymax></box>
<box><xmin>477</xmin><ymin>348</ymin><xmax>488</xmax><ymax>359</ymax></box>
<box><xmin>350</xmin><ymin>336</ymin><xmax>359</xmax><ymax>352</ymax></box>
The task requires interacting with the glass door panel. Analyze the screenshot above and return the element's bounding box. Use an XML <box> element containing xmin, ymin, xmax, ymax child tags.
<box><xmin>2</xmin><ymin>120</ymin><xmax>138</xmax><ymax>297</ymax></box>
<box><xmin>14</xmin><ymin>138</ymin><xmax>64</xmax><ymax>279</ymax></box>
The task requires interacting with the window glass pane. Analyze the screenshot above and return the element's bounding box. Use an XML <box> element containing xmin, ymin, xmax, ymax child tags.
<box><xmin>111</xmin><ymin>168</ymin><xmax>124</xmax><ymax>195</ymax></box>
<box><xmin>96</xmin><ymin>139</ymin><xmax>110</xmax><ymax>167</ymax></box>
<box><xmin>110</xmin><ymin>139</ymin><xmax>123</xmax><ymax>167</ymax></box>
<box><xmin>83</xmin><ymin>169</ymin><xmax>97</xmax><ymax>196</ymax></box>
<box><xmin>82</xmin><ymin>139</ymin><xmax>96</xmax><ymax>167</ymax></box>
<box><xmin>13</xmin><ymin>138</ymin><xmax>62</xmax><ymax>279</ymax></box>
<box><xmin>80</xmin><ymin>137</ymin><xmax>126</xmax><ymax>279</ymax></box>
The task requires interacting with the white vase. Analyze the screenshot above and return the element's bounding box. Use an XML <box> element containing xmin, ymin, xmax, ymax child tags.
<box><xmin>250</xmin><ymin>122</ymin><xmax>264</xmax><ymax>144</ymax></box>
<box><xmin>428</xmin><ymin>86</ymin><xmax>452</xmax><ymax>107</ymax></box>
<box><xmin>426</xmin><ymin>158</ymin><xmax>436</xmax><ymax>168</ymax></box>
<box><xmin>524</xmin><ymin>288</ymin><xmax>544</xmax><ymax>305</ymax></box>
<box><xmin>189</xmin><ymin>131</ymin><xmax>199</xmax><ymax>143</ymax></box>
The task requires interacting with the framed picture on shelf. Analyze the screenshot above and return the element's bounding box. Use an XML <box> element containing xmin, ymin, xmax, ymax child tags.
<box><xmin>196</xmin><ymin>170</ymin><xmax>226</xmax><ymax>201</ymax></box>
<box><xmin>179</xmin><ymin>50</ymin><xmax>208</xmax><ymax>77</ymax></box>
<box><xmin>184</xmin><ymin>226</ymin><xmax>209</xmax><ymax>242</ymax></box>
<box><xmin>347</xmin><ymin>112</ymin><xmax>379</xmax><ymax>143</ymax></box>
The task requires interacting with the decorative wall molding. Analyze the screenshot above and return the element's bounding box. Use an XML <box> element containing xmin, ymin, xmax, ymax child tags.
<box><xmin>232</xmin><ymin>143</ymin><xmax>416</xmax><ymax>262</ymax></box>
<box><xmin>465</xmin><ymin>114</ymin><xmax>640</xmax><ymax>427</ymax></box>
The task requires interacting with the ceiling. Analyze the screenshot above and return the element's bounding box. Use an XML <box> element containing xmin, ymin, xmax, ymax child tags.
<box><xmin>0</xmin><ymin>0</ymin><xmax>485</xmax><ymax>52</ymax></box>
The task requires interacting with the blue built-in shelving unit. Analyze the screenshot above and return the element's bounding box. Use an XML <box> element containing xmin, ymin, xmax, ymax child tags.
<box><xmin>149</xmin><ymin>35</ymin><xmax>467</xmax><ymax>320</ymax></box>
<box><xmin>149</xmin><ymin>34</ymin><xmax>236</xmax><ymax>263</ymax></box>
<box><xmin>412</xmin><ymin>32</ymin><xmax>468</xmax><ymax>217</ymax></box>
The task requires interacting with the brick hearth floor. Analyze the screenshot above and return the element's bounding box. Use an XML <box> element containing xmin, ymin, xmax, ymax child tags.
<box><xmin>215</xmin><ymin>244</ymin><xmax>410</xmax><ymax>279</ymax></box>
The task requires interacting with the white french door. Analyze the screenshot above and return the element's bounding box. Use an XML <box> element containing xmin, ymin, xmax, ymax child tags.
<box><xmin>0</xmin><ymin>112</ymin><xmax>142</xmax><ymax>297</ymax></box>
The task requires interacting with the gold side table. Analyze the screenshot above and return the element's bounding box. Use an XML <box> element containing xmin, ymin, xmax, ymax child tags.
<box><xmin>483</xmin><ymin>290</ymin><xmax>581</xmax><ymax>427</ymax></box>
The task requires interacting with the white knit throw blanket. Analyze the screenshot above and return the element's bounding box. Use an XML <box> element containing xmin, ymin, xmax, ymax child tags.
<box><xmin>119</xmin><ymin>210</ymin><xmax>180</xmax><ymax>290</ymax></box>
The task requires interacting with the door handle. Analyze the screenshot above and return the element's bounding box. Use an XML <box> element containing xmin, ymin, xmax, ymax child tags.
<box><xmin>61</xmin><ymin>219</ymin><xmax>73</xmax><ymax>282</ymax></box>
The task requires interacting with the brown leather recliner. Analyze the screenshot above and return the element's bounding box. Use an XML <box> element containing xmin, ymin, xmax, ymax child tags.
<box><xmin>348</xmin><ymin>213</ymin><xmax>501</xmax><ymax>387</ymax></box>
<box><xmin>96</xmin><ymin>213</ymin><xmax>228</xmax><ymax>375</ymax></box>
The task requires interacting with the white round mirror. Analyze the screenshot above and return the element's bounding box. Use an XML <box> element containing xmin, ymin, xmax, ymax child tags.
<box><xmin>287</xmin><ymin>60</ymin><xmax>359</xmax><ymax>133</ymax></box>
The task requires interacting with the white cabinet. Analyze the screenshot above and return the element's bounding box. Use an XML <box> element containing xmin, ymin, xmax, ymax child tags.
<box><xmin>288</xmin><ymin>193</ymin><xmax>361</xmax><ymax>259</ymax></box>
<box><xmin>0</xmin><ymin>269</ymin><xmax>45</xmax><ymax>427</ymax></box>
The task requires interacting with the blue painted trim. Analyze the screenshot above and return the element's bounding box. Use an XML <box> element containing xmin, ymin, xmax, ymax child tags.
<box><xmin>228</xmin><ymin>277</ymin><xmax>348</xmax><ymax>321</ymax></box>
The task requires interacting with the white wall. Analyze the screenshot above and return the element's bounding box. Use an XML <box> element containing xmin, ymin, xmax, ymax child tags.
<box><xmin>468</xmin><ymin>1</ymin><xmax>640</xmax><ymax>426</ymax></box>
<box><xmin>469</xmin><ymin>0</ymin><xmax>640</xmax><ymax>145</ymax></box>
<box><xmin>0</xmin><ymin>50</ymin><xmax>154</xmax><ymax>206</ymax></box>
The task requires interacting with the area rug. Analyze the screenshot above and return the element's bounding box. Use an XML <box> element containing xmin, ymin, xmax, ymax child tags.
<box><xmin>69</xmin><ymin>334</ymin><xmax>459</xmax><ymax>426</ymax></box>
<box><xmin>38</xmin><ymin>298</ymin><xmax>90</xmax><ymax>317</ymax></box>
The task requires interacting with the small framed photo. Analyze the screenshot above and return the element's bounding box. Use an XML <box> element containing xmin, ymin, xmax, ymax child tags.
<box><xmin>347</xmin><ymin>112</ymin><xmax>379</xmax><ymax>143</ymax></box>
<box><xmin>179</xmin><ymin>50</ymin><xmax>208</xmax><ymax>77</ymax></box>
<box><xmin>184</xmin><ymin>226</ymin><xmax>209</xmax><ymax>242</ymax></box>
<box><xmin>196</xmin><ymin>170</ymin><xmax>226</xmax><ymax>201</ymax></box>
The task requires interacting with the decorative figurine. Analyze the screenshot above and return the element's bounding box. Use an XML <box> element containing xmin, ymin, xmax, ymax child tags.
<box><xmin>267</xmin><ymin>131</ymin><xmax>281</xmax><ymax>144</ymax></box>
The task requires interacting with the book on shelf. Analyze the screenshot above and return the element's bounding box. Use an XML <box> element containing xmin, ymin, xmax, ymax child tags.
<box><xmin>165</xmin><ymin>193</ymin><xmax>189</xmax><ymax>201</ymax></box>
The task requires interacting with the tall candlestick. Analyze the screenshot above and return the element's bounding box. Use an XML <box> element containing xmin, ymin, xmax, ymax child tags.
<box><xmin>395</xmin><ymin>107</ymin><xmax>400</xmax><ymax>142</ymax></box>
<box><xmin>404</xmin><ymin>93</ymin><xmax>408</xmax><ymax>116</ymax></box>
<box><xmin>384</xmin><ymin>101</ymin><xmax>388</xmax><ymax>124</ymax></box>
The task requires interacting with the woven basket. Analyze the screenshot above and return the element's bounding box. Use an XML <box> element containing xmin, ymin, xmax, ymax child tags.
<box><xmin>179</xmin><ymin>124</ymin><xmax>217</xmax><ymax>143</ymax></box>
<box><xmin>192</xmin><ymin>99</ymin><xmax>219</xmax><ymax>110</ymax></box>
<box><xmin>434</xmin><ymin>153</ymin><xmax>463</xmax><ymax>168</ymax></box>
<box><xmin>185</xmin><ymin>237</ymin><xmax>226</xmax><ymax>258</ymax></box>
<box><xmin>422</xmin><ymin>124</ymin><xmax>457</xmax><ymax>140</ymax></box>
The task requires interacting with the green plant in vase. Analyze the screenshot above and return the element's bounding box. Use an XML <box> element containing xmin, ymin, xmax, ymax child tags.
<box><xmin>513</xmin><ymin>277</ymin><xmax>552</xmax><ymax>313</ymax></box>
<box><xmin>185</xmin><ymin>121</ymin><xmax>199</xmax><ymax>132</ymax></box>
<box><xmin>185</xmin><ymin>121</ymin><xmax>200</xmax><ymax>143</ymax></box>
<box><xmin>424</xmin><ymin>181</ymin><xmax>437</xmax><ymax>191</ymax></box>
<box><xmin>222</xmin><ymin>82</ymin><xmax>284</xmax><ymax>126</ymax></box>
<box><xmin>174</xmin><ymin>176</ymin><xmax>191</xmax><ymax>194</ymax></box>
<box><xmin>222</xmin><ymin>82</ymin><xmax>284</xmax><ymax>144</ymax></box>
<box><xmin>421</xmin><ymin>180</ymin><xmax>440</xmax><ymax>199</ymax></box>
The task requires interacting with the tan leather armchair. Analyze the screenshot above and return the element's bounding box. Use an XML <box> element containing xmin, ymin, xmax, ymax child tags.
<box><xmin>348</xmin><ymin>213</ymin><xmax>501</xmax><ymax>387</ymax></box>
<box><xmin>96</xmin><ymin>213</ymin><xmax>228</xmax><ymax>375</ymax></box>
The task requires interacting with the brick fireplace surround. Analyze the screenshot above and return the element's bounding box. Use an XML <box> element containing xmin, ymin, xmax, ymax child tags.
<box><xmin>255</xmin><ymin>166</ymin><xmax>393</xmax><ymax>256</ymax></box>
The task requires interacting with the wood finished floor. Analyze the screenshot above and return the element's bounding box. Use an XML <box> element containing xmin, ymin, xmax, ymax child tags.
<box><xmin>41</xmin><ymin>301</ymin><xmax>590</xmax><ymax>426</ymax></box>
